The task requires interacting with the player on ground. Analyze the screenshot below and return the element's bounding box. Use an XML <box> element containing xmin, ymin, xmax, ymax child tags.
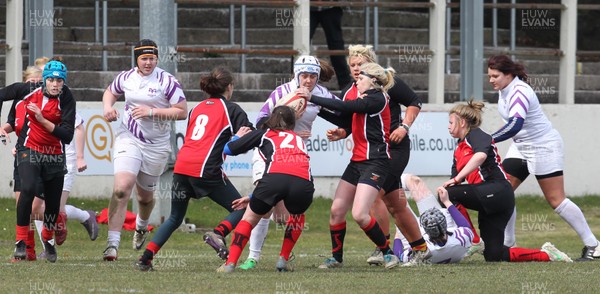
<box><xmin>439</xmin><ymin>99</ymin><xmax>572</xmax><ymax>263</ymax></box>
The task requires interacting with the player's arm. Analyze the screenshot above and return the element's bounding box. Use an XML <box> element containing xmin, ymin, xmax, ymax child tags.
<box><xmin>310</xmin><ymin>92</ymin><xmax>386</xmax><ymax>114</ymax></box>
<box><xmin>75</xmin><ymin>123</ymin><xmax>87</xmax><ymax>172</ymax></box>
<box><xmin>492</xmin><ymin>88</ymin><xmax>528</xmax><ymax>143</ymax></box>
<box><xmin>437</xmin><ymin>187</ymin><xmax>470</xmax><ymax>229</ymax></box>
<box><xmin>224</xmin><ymin>129</ymin><xmax>266</xmax><ymax>156</ymax></box>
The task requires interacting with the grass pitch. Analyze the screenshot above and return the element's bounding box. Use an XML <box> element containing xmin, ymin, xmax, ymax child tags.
<box><xmin>1</xmin><ymin>196</ymin><xmax>599</xmax><ymax>293</ymax></box>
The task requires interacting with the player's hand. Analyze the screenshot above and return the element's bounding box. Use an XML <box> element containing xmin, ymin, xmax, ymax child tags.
<box><xmin>390</xmin><ymin>127</ymin><xmax>407</xmax><ymax>144</ymax></box>
<box><xmin>27</xmin><ymin>103</ymin><xmax>45</xmax><ymax>122</ymax></box>
<box><xmin>232</xmin><ymin>196</ymin><xmax>250</xmax><ymax>210</ymax></box>
<box><xmin>0</xmin><ymin>129</ymin><xmax>10</xmax><ymax>145</ymax></box>
<box><xmin>442</xmin><ymin>176</ymin><xmax>460</xmax><ymax>188</ymax></box>
<box><xmin>437</xmin><ymin>186</ymin><xmax>452</xmax><ymax>206</ymax></box>
<box><xmin>326</xmin><ymin>128</ymin><xmax>346</xmax><ymax>141</ymax></box>
<box><xmin>296</xmin><ymin>87</ymin><xmax>312</xmax><ymax>101</ymax></box>
<box><xmin>104</xmin><ymin>107</ymin><xmax>119</xmax><ymax>122</ymax></box>
<box><xmin>77</xmin><ymin>158</ymin><xmax>88</xmax><ymax>172</ymax></box>
<box><xmin>235</xmin><ymin>126</ymin><xmax>252</xmax><ymax>138</ymax></box>
<box><xmin>131</xmin><ymin>106</ymin><xmax>152</xmax><ymax>120</ymax></box>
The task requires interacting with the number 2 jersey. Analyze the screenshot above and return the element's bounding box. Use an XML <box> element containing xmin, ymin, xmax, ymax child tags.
<box><xmin>174</xmin><ymin>96</ymin><xmax>252</xmax><ymax>179</ymax></box>
<box><xmin>226</xmin><ymin>129</ymin><xmax>312</xmax><ymax>181</ymax></box>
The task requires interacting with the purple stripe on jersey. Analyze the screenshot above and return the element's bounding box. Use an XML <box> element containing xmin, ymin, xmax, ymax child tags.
<box><xmin>138</xmin><ymin>129</ymin><xmax>147</xmax><ymax>143</ymax></box>
<box><xmin>167</xmin><ymin>81</ymin><xmax>180</xmax><ymax>99</ymax></box>
<box><xmin>509</xmin><ymin>98</ymin><xmax>528</xmax><ymax>113</ymax></box>
<box><xmin>125</xmin><ymin>68</ymin><xmax>134</xmax><ymax>80</ymax></box>
<box><xmin>454</xmin><ymin>229</ymin><xmax>467</xmax><ymax>247</ymax></box>
<box><xmin>284</xmin><ymin>83</ymin><xmax>291</xmax><ymax>94</ymax></box>
<box><xmin>166</xmin><ymin>76</ymin><xmax>174</xmax><ymax>96</ymax></box>
<box><xmin>159</xmin><ymin>71</ymin><xmax>165</xmax><ymax>84</ymax></box>
<box><xmin>510</xmin><ymin>89</ymin><xmax>529</xmax><ymax>103</ymax></box>
<box><xmin>175</xmin><ymin>95</ymin><xmax>186</xmax><ymax>104</ymax></box>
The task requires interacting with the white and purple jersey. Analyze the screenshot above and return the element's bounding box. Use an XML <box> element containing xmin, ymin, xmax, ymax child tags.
<box><xmin>426</xmin><ymin>226</ymin><xmax>473</xmax><ymax>264</ymax></box>
<box><xmin>498</xmin><ymin>77</ymin><xmax>553</xmax><ymax>143</ymax></box>
<box><xmin>109</xmin><ymin>67</ymin><xmax>186</xmax><ymax>144</ymax></box>
<box><xmin>256</xmin><ymin>79</ymin><xmax>339</xmax><ymax>133</ymax></box>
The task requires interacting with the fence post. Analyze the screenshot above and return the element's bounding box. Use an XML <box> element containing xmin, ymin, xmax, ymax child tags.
<box><xmin>429</xmin><ymin>0</ymin><xmax>447</xmax><ymax>104</ymax></box>
<box><xmin>459</xmin><ymin>0</ymin><xmax>484</xmax><ymax>101</ymax></box>
<box><xmin>6</xmin><ymin>0</ymin><xmax>23</xmax><ymax>84</ymax></box>
<box><xmin>559</xmin><ymin>0</ymin><xmax>577</xmax><ymax>104</ymax></box>
<box><xmin>293</xmin><ymin>0</ymin><xmax>310</xmax><ymax>56</ymax></box>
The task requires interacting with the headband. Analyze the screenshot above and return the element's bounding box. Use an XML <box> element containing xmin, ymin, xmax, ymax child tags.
<box><xmin>360</xmin><ymin>71</ymin><xmax>383</xmax><ymax>86</ymax></box>
<box><xmin>134</xmin><ymin>45</ymin><xmax>158</xmax><ymax>61</ymax></box>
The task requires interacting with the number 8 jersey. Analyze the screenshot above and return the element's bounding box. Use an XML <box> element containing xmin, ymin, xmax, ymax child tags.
<box><xmin>174</xmin><ymin>96</ymin><xmax>252</xmax><ymax>178</ymax></box>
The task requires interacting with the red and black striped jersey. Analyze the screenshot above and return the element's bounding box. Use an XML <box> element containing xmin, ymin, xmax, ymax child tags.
<box><xmin>226</xmin><ymin>128</ymin><xmax>312</xmax><ymax>181</ymax></box>
<box><xmin>174</xmin><ymin>96</ymin><xmax>252</xmax><ymax>179</ymax></box>
<box><xmin>311</xmin><ymin>88</ymin><xmax>390</xmax><ymax>161</ymax></box>
<box><xmin>2</xmin><ymin>83</ymin><xmax>75</xmax><ymax>154</ymax></box>
<box><xmin>451</xmin><ymin>128</ymin><xmax>508</xmax><ymax>184</ymax></box>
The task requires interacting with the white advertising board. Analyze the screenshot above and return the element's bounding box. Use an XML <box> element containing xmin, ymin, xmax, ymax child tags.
<box><xmin>80</xmin><ymin>109</ymin><xmax>455</xmax><ymax>176</ymax></box>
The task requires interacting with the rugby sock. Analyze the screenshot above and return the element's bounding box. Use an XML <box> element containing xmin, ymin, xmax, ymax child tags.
<box><xmin>280</xmin><ymin>214</ymin><xmax>305</xmax><ymax>260</ymax></box>
<box><xmin>136</xmin><ymin>215</ymin><xmax>149</xmax><ymax>231</ymax></box>
<box><xmin>509</xmin><ymin>247</ymin><xmax>550</xmax><ymax>262</ymax></box>
<box><xmin>26</xmin><ymin>227</ymin><xmax>36</xmax><ymax>254</ymax></box>
<box><xmin>227</xmin><ymin>220</ymin><xmax>252</xmax><ymax>265</ymax></box>
<box><xmin>409</xmin><ymin>238</ymin><xmax>427</xmax><ymax>252</ymax></box>
<box><xmin>330</xmin><ymin>222</ymin><xmax>346</xmax><ymax>263</ymax></box>
<box><xmin>34</xmin><ymin>220</ymin><xmax>45</xmax><ymax>250</ymax></box>
<box><xmin>16</xmin><ymin>225</ymin><xmax>29</xmax><ymax>243</ymax></box>
<box><xmin>456</xmin><ymin>204</ymin><xmax>481</xmax><ymax>244</ymax></box>
<box><xmin>214</xmin><ymin>220</ymin><xmax>233</xmax><ymax>238</ymax></box>
<box><xmin>504</xmin><ymin>207</ymin><xmax>517</xmax><ymax>247</ymax></box>
<box><xmin>555</xmin><ymin>198</ymin><xmax>599</xmax><ymax>247</ymax></box>
<box><xmin>65</xmin><ymin>205</ymin><xmax>90</xmax><ymax>223</ymax></box>
<box><xmin>361</xmin><ymin>217</ymin><xmax>390</xmax><ymax>252</ymax></box>
<box><xmin>141</xmin><ymin>242</ymin><xmax>161</xmax><ymax>262</ymax></box>
<box><xmin>107</xmin><ymin>230</ymin><xmax>121</xmax><ymax>248</ymax></box>
<box><xmin>393</xmin><ymin>237</ymin><xmax>404</xmax><ymax>259</ymax></box>
<box><xmin>41</xmin><ymin>225</ymin><xmax>53</xmax><ymax>242</ymax></box>
<box><xmin>247</xmin><ymin>217</ymin><xmax>270</xmax><ymax>261</ymax></box>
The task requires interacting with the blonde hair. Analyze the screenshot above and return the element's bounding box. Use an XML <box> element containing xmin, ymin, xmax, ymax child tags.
<box><xmin>360</xmin><ymin>62</ymin><xmax>396</xmax><ymax>92</ymax></box>
<box><xmin>449</xmin><ymin>98</ymin><xmax>485</xmax><ymax>129</ymax></box>
<box><xmin>22</xmin><ymin>65</ymin><xmax>43</xmax><ymax>82</ymax></box>
<box><xmin>348</xmin><ymin>44</ymin><xmax>377</xmax><ymax>64</ymax></box>
<box><xmin>35</xmin><ymin>56</ymin><xmax>50</xmax><ymax>70</ymax></box>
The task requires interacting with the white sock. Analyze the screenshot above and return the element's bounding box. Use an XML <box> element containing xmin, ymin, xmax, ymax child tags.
<box><xmin>555</xmin><ymin>198</ymin><xmax>599</xmax><ymax>247</ymax></box>
<box><xmin>34</xmin><ymin>220</ymin><xmax>46</xmax><ymax>250</ymax></box>
<box><xmin>136</xmin><ymin>215</ymin><xmax>149</xmax><ymax>230</ymax></box>
<box><xmin>65</xmin><ymin>205</ymin><xmax>90</xmax><ymax>223</ymax></box>
<box><xmin>107</xmin><ymin>231</ymin><xmax>121</xmax><ymax>248</ymax></box>
<box><xmin>247</xmin><ymin>218</ymin><xmax>270</xmax><ymax>261</ymax></box>
<box><xmin>504</xmin><ymin>207</ymin><xmax>517</xmax><ymax>247</ymax></box>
